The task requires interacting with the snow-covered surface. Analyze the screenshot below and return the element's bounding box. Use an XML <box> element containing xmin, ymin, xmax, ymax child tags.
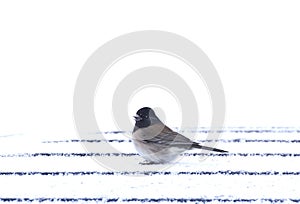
<box><xmin>0</xmin><ymin>127</ymin><xmax>299</xmax><ymax>203</ymax></box>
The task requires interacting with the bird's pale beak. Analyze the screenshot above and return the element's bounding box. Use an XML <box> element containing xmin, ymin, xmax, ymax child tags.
<box><xmin>133</xmin><ymin>115</ymin><xmax>142</xmax><ymax>122</ymax></box>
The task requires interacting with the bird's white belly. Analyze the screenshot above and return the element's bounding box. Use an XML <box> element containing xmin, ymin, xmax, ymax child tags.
<box><xmin>133</xmin><ymin>140</ymin><xmax>184</xmax><ymax>163</ymax></box>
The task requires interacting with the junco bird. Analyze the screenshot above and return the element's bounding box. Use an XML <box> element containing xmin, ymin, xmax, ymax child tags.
<box><xmin>132</xmin><ymin>107</ymin><xmax>227</xmax><ymax>164</ymax></box>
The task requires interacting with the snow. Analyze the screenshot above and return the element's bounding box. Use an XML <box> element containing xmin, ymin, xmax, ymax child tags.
<box><xmin>0</xmin><ymin>128</ymin><xmax>299</xmax><ymax>203</ymax></box>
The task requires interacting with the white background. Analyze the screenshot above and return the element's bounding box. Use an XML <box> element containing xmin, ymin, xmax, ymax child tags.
<box><xmin>1</xmin><ymin>0</ymin><xmax>300</xmax><ymax>140</ymax></box>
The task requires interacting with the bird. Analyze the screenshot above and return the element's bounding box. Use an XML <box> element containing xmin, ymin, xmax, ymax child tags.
<box><xmin>132</xmin><ymin>107</ymin><xmax>228</xmax><ymax>164</ymax></box>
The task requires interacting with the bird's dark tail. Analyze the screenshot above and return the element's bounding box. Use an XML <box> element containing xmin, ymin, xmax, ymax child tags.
<box><xmin>191</xmin><ymin>143</ymin><xmax>228</xmax><ymax>153</ymax></box>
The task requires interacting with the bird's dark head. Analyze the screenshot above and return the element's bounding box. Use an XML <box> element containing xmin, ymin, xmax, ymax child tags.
<box><xmin>133</xmin><ymin>107</ymin><xmax>161</xmax><ymax>128</ymax></box>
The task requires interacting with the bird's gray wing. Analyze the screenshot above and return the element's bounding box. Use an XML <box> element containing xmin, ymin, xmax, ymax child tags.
<box><xmin>142</xmin><ymin>126</ymin><xmax>193</xmax><ymax>149</ymax></box>
<box><xmin>137</xmin><ymin>125</ymin><xmax>228</xmax><ymax>153</ymax></box>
